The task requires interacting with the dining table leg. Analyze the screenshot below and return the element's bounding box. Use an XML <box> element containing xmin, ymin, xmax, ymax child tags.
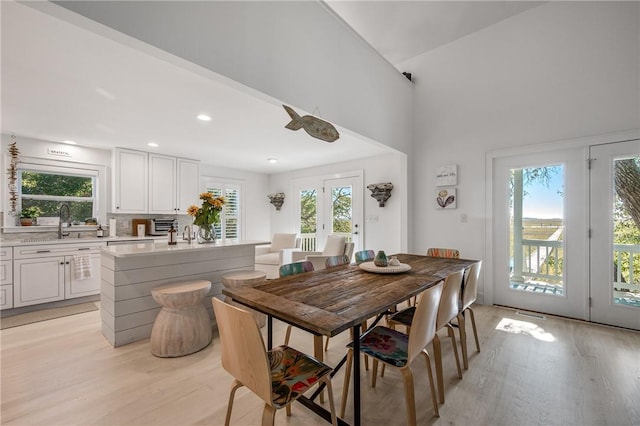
<box><xmin>314</xmin><ymin>334</ymin><xmax>325</xmax><ymax>403</ymax></box>
<box><xmin>352</xmin><ymin>323</ymin><xmax>361</xmax><ymax>426</ymax></box>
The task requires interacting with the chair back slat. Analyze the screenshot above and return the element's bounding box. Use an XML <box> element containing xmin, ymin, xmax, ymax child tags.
<box><xmin>436</xmin><ymin>270</ymin><xmax>465</xmax><ymax>330</ymax></box>
<box><xmin>354</xmin><ymin>250</ymin><xmax>375</xmax><ymax>264</ymax></box>
<box><xmin>426</xmin><ymin>247</ymin><xmax>460</xmax><ymax>259</ymax></box>
<box><xmin>462</xmin><ymin>261</ymin><xmax>482</xmax><ymax>310</ymax></box>
<box><xmin>407</xmin><ymin>281</ymin><xmax>443</xmax><ymax>362</ymax></box>
<box><xmin>212</xmin><ymin>298</ymin><xmax>273</xmax><ymax>405</ymax></box>
<box><xmin>324</xmin><ymin>254</ymin><xmax>350</xmax><ymax>268</ymax></box>
<box><xmin>279</xmin><ymin>261</ymin><xmax>314</xmax><ymax>277</ymax></box>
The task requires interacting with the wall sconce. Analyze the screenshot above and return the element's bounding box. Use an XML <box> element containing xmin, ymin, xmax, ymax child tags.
<box><xmin>367</xmin><ymin>182</ymin><xmax>393</xmax><ymax>207</ymax></box>
<box><xmin>268</xmin><ymin>193</ymin><xmax>285</xmax><ymax>211</ymax></box>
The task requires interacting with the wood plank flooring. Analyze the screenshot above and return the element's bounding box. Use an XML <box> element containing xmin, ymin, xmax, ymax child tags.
<box><xmin>1</xmin><ymin>303</ymin><xmax>638</xmax><ymax>425</ymax></box>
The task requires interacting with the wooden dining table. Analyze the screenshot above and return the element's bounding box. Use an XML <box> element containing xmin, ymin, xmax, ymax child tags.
<box><xmin>222</xmin><ymin>253</ymin><xmax>478</xmax><ymax>426</ymax></box>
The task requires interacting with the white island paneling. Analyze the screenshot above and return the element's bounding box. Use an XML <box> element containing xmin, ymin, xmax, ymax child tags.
<box><xmin>100</xmin><ymin>239</ymin><xmax>267</xmax><ymax>347</ymax></box>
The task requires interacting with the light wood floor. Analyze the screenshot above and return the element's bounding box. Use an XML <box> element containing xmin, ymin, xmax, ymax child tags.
<box><xmin>1</xmin><ymin>304</ymin><xmax>639</xmax><ymax>426</ymax></box>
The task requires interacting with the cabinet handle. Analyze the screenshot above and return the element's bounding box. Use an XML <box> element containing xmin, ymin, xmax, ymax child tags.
<box><xmin>66</xmin><ymin>261</ymin><xmax>70</xmax><ymax>265</ymax></box>
<box><xmin>37</xmin><ymin>250</ymin><xmax>51</xmax><ymax>253</ymax></box>
<box><xmin>78</xmin><ymin>248</ymin><xmax>91</xmax><ymax>251</ymax></box>
<box><xmin>60</xmin><ymin>262</ymin><xmax>64</xmax><ymax>265</ymax></box>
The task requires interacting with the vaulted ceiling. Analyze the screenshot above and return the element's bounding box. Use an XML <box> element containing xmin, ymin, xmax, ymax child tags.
<box><xmin>1</xmin><ymin>1</ymin><xmax>543</xmax><ymax>173</ymax></box>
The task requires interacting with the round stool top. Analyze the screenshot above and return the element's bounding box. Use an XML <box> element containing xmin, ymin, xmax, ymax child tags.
<box><xmin>221</xmin><ymin>270</ymin><xmax>267</xmax><ymax>288</ymax></box>
<box><xmin>152</xmin><ymin>280</ymin><xmax>211</xmax><ymax>308</ymax></box>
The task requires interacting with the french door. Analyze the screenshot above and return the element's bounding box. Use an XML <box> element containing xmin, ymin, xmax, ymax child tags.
<box><xmin>492</xmin><ymin>147</ymin><xmax>588</xmax><ymax>320</ymax></box>
<box><xmin>293</xmin><ymin>174</ymin><xmax>363</xmax><ymax>255</ymax></box>
<box><xmin>589</xmin><ymin>140</ymin><xmax>640</xmax><ymax>330</ymax></box>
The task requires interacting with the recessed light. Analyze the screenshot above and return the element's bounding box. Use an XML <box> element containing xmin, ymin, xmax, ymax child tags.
<box><xmin>267</xmin><ymin>158</ymin><xmax>278</xmax><ymax>164</ymax></box>
<box><xmin>62</xmin><ymin>140</ymin><xmax>77</xmax><ymax>145</ymax></box>
<box><xmin>147</xmin><ymin>142</ymin><xmax>159</xmax><ymax>147</ymax></box>
<box><xmin>197</xmin><ymin>114</ymin><xmax>211</xmax><ymax>121</ymax></box>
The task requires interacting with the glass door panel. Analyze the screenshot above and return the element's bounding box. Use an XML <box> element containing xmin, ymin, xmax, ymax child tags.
<box><xmin>590</xmin><ymin>140</ymin><xmax>640</xmax><ymax>330</ymax></box>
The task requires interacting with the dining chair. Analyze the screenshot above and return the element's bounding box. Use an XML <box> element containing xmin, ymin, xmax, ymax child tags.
<box><xmin>324</xmin><ymin>254</ymin><xmax>350</xmax><ymax>268</ymax></box>
<box><xmin>386</xmin><ymin>269</ymin><xmax>464</xmax><ymax>404</ymax></box>
<box><xmin>322</xmin><ymin>253</ymin><xmax>363</xmax><ymax>352</ymax></box>
<box><xmin>279</xmin><ymin>261</ymin><xmax>314</xmax><ymax>346</ymax></box>
<box><xmin>354</xmin><ymin>249</ymin><xmax>375</xmax><ymax>264</ymax></box>
<box><xmin>458</xmin><ymin>261</ymin><xmax>482</xmax><ymax>370</ymax></box>
<box><xmin>426</xmin><ymin>247</ymin><xmax>460</xmax><ymax>259</ymax></box>
<box><xmin>212</xmin><ymin>298</ymin><xmax>337</xmax><ymax>426</ymax></box>
<box><xmin>340</xmin><ymin>281</ymin><xmax>444</xmax><ymax>424</ymax></box>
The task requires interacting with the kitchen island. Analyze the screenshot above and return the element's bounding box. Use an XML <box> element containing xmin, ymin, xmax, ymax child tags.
<box><xmin>100</xmin><ymin>239</ymin><xmax>267</xmax><ymax>347</ymax></box>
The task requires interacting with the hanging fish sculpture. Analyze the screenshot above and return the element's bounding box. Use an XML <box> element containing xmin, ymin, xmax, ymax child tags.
<box><xmin>282</xmin><ymin>105</ymin><xmax>340</xmax><ymax>143</ymax></box>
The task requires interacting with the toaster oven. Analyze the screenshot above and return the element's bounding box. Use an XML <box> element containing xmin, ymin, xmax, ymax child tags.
<box><xmin>146</xmin><ymin>218</ymin><xmax>177</xmax><ymax>236</ymax></box>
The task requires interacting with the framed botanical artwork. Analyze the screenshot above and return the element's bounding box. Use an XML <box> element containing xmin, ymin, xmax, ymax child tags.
<box><xmin>436</xmin><ymin>164</ymin><xmax>457</xmax><ymax>186</ymax></box>
<box><xmin>435</xmin><ymin>188</ymin><xmax>457</xmax><ymax>209</ymax></box>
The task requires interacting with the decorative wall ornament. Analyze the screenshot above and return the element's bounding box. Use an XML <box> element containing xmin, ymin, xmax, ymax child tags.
<box><xmin>282</xmin><ymin>105</ymin><xmax>340</xmax><ymax>143</ymax></box>
<box><xmin>367</xmin><ymin>182</ymin><xmax>393</xmax><ymax>207</ymax></box>
<box><xmin>7</xmin><ymin>134</ymin><xmax>20</xmax><ymax>216</ymax></box>
<box><xmin>435</xmin><ymin>188</ymin><xmax>457</xmax><ymax>209</ymax></box>
<box><xmin>436</xmin><ymin>164</ymin><xmax>458</xmax><ymax>186</ymax></box>
<box><xmin>268</xmin><ymin>192</ymin><xmax>285</xmax><ymax>211</ymax></box>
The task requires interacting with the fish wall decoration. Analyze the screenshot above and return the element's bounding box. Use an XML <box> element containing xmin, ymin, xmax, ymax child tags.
<box><xmin>282</xmin><ymin>105</ymin><xmax>340</xmax><ymax>143</ymax></box>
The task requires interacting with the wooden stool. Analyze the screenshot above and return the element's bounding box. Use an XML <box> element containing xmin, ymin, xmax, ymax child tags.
<box><xmin>221</xmin><ymin>270</ymin><xmax>267</xmax><ymax>328</ymax></box>
<box><xmin>150</xmin><ymin>280</ymin><xmax>212</xmax><ymax>357</ymax></box>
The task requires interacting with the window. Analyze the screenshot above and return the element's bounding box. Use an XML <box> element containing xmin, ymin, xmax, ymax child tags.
<box><xmin>18</xmin><ymin>163</ymin><xmax>98</xmax><ymax>223</ymax></box>
<box><xmin>204</xmin><ymin>181</ymin><xmax>242</xmax><ymax>240</ymax></box>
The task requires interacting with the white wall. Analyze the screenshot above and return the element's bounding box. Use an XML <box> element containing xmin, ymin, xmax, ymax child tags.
<box><xmin>402</xmin><ymin>2</ymin><xmax>640</xmax><ymax>258</ymax></box>
<box><xmin>49</xmin><ymin>1</ymin><xmax>414</xmax><ymax>156</ymax></box>
<box><xmin>268</xmin><ymin>152</ymin><xmax>408</xmax><ymax>254</ymax></box>
<box><xmin>401</xmin><ymin>1</ymin><xmax>640</xmax><ymax>297</ymax></box>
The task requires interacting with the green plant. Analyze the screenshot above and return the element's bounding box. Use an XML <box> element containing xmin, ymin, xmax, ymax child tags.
<box><xmin>20</xmin><ymin>206</ymin><xmax>42</xmax><ymax>218</ymax></box>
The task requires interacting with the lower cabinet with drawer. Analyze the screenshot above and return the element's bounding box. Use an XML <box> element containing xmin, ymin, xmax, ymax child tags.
<box><xmin>1</xmin><ymin>246</ymin><xmax>13</xmax><ymax>309</ymax></box>
<box><xmin>13</xmin><ymin>242</ymin><xmax>104</xmax><ymax>308</ymax></box>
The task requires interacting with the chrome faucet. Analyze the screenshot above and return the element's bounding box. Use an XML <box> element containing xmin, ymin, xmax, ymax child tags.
<box><xmin>183</xmin><ymin>225</ymin><xmax>193</xmax><ymax>243</ymax></box>
<box><xmin>58</xmin><ymin>203</ymin><xmax>71</xmax><ymax>239</ymax></box>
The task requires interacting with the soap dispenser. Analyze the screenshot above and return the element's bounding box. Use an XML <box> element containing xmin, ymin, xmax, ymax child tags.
<box><xmin>168</xmin><ymin>224</ymin><xmax>177</xmax><ymax>246</ymax></box>
<box><xmin>96</xmin><ymin>224</ymin><xmax>104</xmax><ymax>238</ymax></box>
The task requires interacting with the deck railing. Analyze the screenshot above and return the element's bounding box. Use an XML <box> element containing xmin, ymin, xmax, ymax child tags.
<box><xmin>614</xmin><ymin>243</ymin><xmax>640</xmax><ymax>292</ymax></box>
<box><xmin>299</xmin><ymin>232</ymin><xmax>352</xmax><ymax>252</ymax></box>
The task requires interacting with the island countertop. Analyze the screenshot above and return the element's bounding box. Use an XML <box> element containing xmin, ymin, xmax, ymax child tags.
<box><xmin>100</xmin><ymin>239</ymin><xmax>269</xmax><ymax>258</ymax></box>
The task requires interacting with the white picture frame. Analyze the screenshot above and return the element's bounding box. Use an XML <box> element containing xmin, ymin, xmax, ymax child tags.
<box><xmin>436</xmin><ymin>164</ymin><xmax>458</xmax><ymax>186</ymax></box>
<box><xmin>435</xmin><ymin>188</ymin><xmax>457</xmax><ymax>209</ymax></box>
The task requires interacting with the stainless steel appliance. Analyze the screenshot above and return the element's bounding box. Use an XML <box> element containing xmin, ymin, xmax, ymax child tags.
<box><xmin>146</xmin><ymin>218</ymin><xmax>177</xmax><ymax>236</ymax></box>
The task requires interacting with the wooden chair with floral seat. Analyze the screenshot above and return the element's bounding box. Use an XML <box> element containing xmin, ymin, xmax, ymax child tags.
<box><xmin>340</xmin><ymin>280</ymin><xmax>444</xmax><ymax>425</ymax></box>
<box><xmin>354</xmin><ymin>249</ymin><xmax>375</xmax><ymax>264</ymax></box>
<box><xmin>212</xmin><ymin>298</ymin><xmax>337</xmax><ymax>426</ymax></box>
<box><xmin>385</xmin><ymin>270</ymin><xmax>465</xmax><ymax>404</ymax></box>
<box><xmin>426</xmin><ymin>247</ymin><xmax>460</xmax><ymax>259</ymax></box>
<box><xmin>322</xmin><ymin>254</ymin><xmax>357</xmax><ymax>352</ymax></box>
<box><xmin>278</xmin><ymin>261</ymin><xmax>315</xmax><ymax>346</ymax></box>
<box><xmin>324</xmin><ymin>254</ymin><xmax>350</xmax><ymax>268</ymax></box>
<box><xmin>458</xmin><ymin>261</ymin><xmax>482</xmax><ymax>370</ymax></box>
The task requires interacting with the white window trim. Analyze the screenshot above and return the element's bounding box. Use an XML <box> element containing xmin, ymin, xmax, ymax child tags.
<box><xmin>3</xmin><ymin>156</ymin><xmax>107</xmax><ymax>231</ymax></box>
<box><xmin>201</xmin><ymin>176</ymin><xmax>244</xmax><ymax>240</ymax></box>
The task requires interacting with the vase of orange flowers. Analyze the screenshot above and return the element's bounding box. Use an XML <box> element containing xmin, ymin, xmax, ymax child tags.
<box><xmin>187</xmin><ymin>192</ymin><xmax>225</xmax><ymax>243</ymax></box>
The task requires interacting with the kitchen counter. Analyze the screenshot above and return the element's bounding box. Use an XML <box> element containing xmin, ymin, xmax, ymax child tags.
<box><xmin>100</xmin><ymin>239</ymin><xmax>268</xmax><ymax>347</ymax></box>
<box><xmin>100</xmin><ymin>239</ymin><xmax>266</xmax><ymax>257</ymax></box>
<box><xmin>0</xmin><ymin>235</ymin><xmax>159</xmax><ymax>247</ymax></box>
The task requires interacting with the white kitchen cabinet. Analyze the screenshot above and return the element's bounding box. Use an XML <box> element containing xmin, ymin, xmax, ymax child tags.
<box><xmin>13</xmin><ymin>242</ymin><xmax>104</xmax><ymax>308</ymax></box>
<box><xmin>0</xmin><ymin>247</ymin><xmax>13</xmax><ymax>310</ymax></box>
<box><xmin>149</xmin><ymin>154</ymin><xmax>176</xmax><ymax>214</ymax></box>
<box><xmin>114</xmin><ymin>148</ymin><xmax>148</xmax><ymax>213</ymax></box>
<box><xmin>116</xmin><ymin>149</ymin><xmax>199</xmax><ymax>214</ymax></box>
<box><xmin>176</xmin><ymin>158</ymin><xmax>199</xmax><ymax>213</ymax></box>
